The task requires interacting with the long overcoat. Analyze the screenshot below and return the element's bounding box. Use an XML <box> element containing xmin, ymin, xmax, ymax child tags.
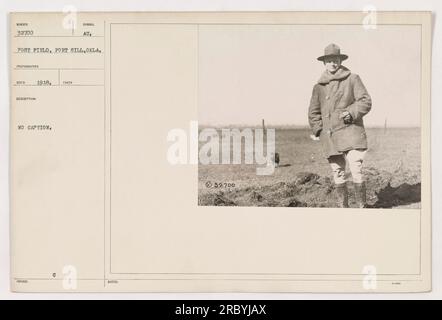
<box><xmin>308</xmin><ymin>66</ymin><xmax>372</xmax><ymax>158</ymax></box>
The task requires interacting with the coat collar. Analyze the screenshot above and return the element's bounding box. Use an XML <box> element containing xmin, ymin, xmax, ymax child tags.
<box><xmin>318</xmin><ymin>65</ymin><xmax>351</xmax><ymax>84</ymax></box>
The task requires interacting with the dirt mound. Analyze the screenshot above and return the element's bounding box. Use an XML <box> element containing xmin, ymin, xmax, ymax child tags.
<box><xmin>198</xmin><ymin>193</ymin><xmax>236</xmax><ymax>206</ymax></box>
<box><xmin>363</xmin><ymin>166</ymin><xmax>421</xmax><ymax>208</ymax></box>
<box><xmin>198</xmin><ymin>166</ymin><xmax>421</xmax><ymax>208</ymax></box>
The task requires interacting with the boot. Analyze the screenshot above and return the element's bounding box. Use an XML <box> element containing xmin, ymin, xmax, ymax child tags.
<box><xmin>354</xmin><ymin>182</ymin><xmax>367</xmax><ymax>208</ymax></box>
<box><xmin>335</xmin><ymin>183</ymin><xmax>349</xmax><ymax>208</ymax></box>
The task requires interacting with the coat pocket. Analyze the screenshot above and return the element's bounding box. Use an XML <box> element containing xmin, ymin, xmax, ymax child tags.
<box><xmin>330</xmin><ymin>110</ymin><xmax>346</xmax><ymax>129</ymax></box>
<box><xmin>332</xmin><ymin>124</ymin><xmax>368</xmax><ymax>152</ymax></box>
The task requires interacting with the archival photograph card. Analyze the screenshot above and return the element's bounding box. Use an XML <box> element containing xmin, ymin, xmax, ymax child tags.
<box><xmin>10</xmin><ymin>11</ymin><xmax>432</xmax><ymax>292</ymax></box>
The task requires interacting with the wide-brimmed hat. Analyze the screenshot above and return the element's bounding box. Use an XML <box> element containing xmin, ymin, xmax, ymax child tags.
<box><xmin>317</xmin><ymin>43</ymin><xmax>348</xmax><ymax>62</ymax></box>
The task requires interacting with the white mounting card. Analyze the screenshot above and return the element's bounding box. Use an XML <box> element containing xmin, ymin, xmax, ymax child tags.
<box><xmin>10</xmin><ymin>11</ymin><xmax>432</xmax><ymax>292</ymax></box>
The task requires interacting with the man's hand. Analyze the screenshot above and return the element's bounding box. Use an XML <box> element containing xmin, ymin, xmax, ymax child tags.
<box><xmin>340</xmin><ymin>111</ymin><xmax>353</xmax><ymax>124</ymax></box>
<box><xmin>310</xmin><ymin>129</ymin><xmax>321</xmax><ymax>141</ymax></box>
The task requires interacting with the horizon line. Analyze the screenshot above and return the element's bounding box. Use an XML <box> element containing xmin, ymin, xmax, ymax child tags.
<box><xmin>197</xmin><ymin>123</ymin><xmax>421</xmax><ymax>129</ymax></box>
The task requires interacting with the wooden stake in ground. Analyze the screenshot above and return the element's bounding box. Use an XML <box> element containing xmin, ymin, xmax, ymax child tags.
<box><xmin>262</xmin><ymin>119</ymin><xmax>279</xmax><ymax>168</ymax></box>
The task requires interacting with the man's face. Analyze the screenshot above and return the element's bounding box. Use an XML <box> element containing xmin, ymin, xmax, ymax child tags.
<box><xmin>324</xmin><ymin>56</ymin><xmax>341</xmax><ymax>73</ymax></box>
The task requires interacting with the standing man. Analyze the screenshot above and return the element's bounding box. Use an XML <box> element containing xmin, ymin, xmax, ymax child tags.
<box><xmin>308</xmin><ymin>44</ymin><xmax>372</xmax><ymax>208</ymax></box>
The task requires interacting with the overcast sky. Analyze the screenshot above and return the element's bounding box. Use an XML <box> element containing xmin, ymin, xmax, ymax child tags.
<box><xmin>198</xmin><ymin>24</ymin><xmax>421</xmax><ymax>127</ymax></box>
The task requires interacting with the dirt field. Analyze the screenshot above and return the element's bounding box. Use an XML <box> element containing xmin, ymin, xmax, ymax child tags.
<box><xmin>198</xmin><ymin>127</ymin><xmax>421</xmax><ymax>208</ymax></box>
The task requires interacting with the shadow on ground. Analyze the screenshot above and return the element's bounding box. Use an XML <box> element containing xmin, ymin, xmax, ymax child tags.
<box><xmin>371</xmin><ymin>182</ymin><xmax>421</xmax><ymax>208</ymax></box>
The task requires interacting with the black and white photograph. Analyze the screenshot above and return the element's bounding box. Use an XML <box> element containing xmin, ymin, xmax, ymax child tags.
<box><xmin>198</xmin><ymin>24</ymin><xmax>422</xmax><ymax>208</ymax></box>
<box><xmin>3</xmin><ymin>8</ymin><xmax>434</xmax><ymax>297</ymax></box>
